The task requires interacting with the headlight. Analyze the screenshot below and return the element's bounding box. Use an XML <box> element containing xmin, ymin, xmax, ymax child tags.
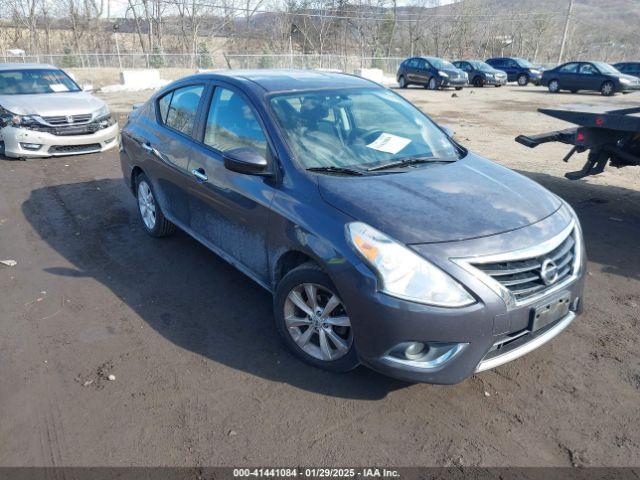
<box><xmin>94</xmin><ymin>105</ymin><xmax>110</xmax><ymax>119</ymax></box>
<box><xmin>346</xmin><ymin>222</ymin><xmax>475</xmax><ymax>307</ymax></box>
<box><xmin>438</xmin><ymin>71</ymin><xmax>449</xmax><ymax>78</ymax></box>
<box><xmin>10</xmin><ymin>114</ymin><xmax>38</xmax><ymax>126</ymax></box>
<box><xmin>486</xmin><ymin>73</ymin><xmax>494</xmax><ymax>79</ymax></box>
<box><xmin>620</xmin><ymin>78</ymin><xmax>630</xmax><ymax>84</ymax></box>
<box><xmin>529</xmin><ymin>69</ymin><xmax>541</xmax><ymax>74</ymax></box>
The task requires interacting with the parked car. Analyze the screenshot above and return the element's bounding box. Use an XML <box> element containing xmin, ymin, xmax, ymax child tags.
<box><xmin>0</xmin><ymin>64</ymin><xmax>118</xmax><ymax>159</ymax></box>
<box><xmin>397</xmin><ymin>57</ymin><xmax>468</xmax><ymax>90</ymax></box>
<box><xmin>613</xmin><ymin>62</ymin><xmax>640</xmax><ymax>79</ymax></box>
<box><xmin>452</xmin><ymin>60</ymin><xmax>507</xmax><ymax>87</ymax></box>
<box><xmin>485</xmin><ymin>57</ymin><xmax>543</xmax><ymax>86</ymax></box>
<box><xmin>541</xmin><ymin>61</ymin><xmax>640</xmax><ymax>96</ymax></box>
<box><xmin>120</xmin><ymin>70</ymin><xmax>585</xmax><ymax>384</ymax></box>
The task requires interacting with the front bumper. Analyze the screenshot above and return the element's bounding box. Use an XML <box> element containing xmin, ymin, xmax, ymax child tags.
<box><xmin>440</xmin><ymin>77</ymin><xmax>468</xmax><ymax>88</ymax></box>
<box><xmin>1</xmin><ymin>123</ymin><xmax>119</xmax><ymax>158</ymax></box>
<box><xmin>332</xmin><ymin>207</ymin><xmax>585</xmax><ymax>384</ymax></box>
<box><xmin>619</xmin><ymin>82</ymin><xmax>640</xmax><ymax>93</ymax></box>
<box><xmin>486</xmin><ymin>76</ymin><xmax>507</xmax><ymax>86</ymax></box>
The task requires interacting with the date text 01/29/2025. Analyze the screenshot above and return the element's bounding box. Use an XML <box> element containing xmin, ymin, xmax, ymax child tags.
<box><xmin>233</xmin><ymin>468</ymin><xmax>400</xmax><ymax>478</ymax></box>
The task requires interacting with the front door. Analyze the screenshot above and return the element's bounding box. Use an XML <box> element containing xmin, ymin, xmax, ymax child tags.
<box><xmin>187</xmin><ymin>83</ymin><xmax>274</xmax><ymax>286</ymax></box>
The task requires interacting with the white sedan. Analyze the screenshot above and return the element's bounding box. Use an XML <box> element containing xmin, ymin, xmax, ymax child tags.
<box><xmin>0</xmin><ymin>63</ymin><xmax>119</xmax><ymax>159</ymax></box>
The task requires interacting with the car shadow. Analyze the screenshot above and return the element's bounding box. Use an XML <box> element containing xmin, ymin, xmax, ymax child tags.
<box><xmin>22</xmin><ymin>178</ymin><xmax>408</xmax><ymax>399</ymax></box>
<box><xmin>516</xmin><ymin>169</ymin><xmax>640</xmax><ymax>282</ymax></box>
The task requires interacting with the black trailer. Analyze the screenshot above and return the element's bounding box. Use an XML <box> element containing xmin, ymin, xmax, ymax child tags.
<box><xmin>515</xmin><ymin>103</ymin><xmax>640</xmax><ymax>180</ymax></box>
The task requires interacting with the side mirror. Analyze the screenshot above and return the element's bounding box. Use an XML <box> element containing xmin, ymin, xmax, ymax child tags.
<box><xmin>441</xmin><ymin>125</ymin><xmax>455</xmax><ymax>137</ymax></box>
<box><xmin>223</xmin><ymin>147</ymin><xmax>270</xmax><ymax>176</ymax></box>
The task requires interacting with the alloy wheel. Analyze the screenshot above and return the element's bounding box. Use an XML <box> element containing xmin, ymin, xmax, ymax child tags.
<box><xmin>428</xmin><ymin>77</ymin><xmax>437</xmax><ymax>90</ymax></box>
<box><xmin>601</xmin><ymin>82</ymin><xmax>613</xmax><ymax>96</ymax></box>
<box><xmin>283</xmin><ymin>283</ymin><xmax>353</xmax><ymax>361</ymax></box>
<box><xmin>549</xmin><ymin>80</ymin><xmax>559</xmax><ymax>93</ymax></box>
<box><xmin>137</xmin><ymin>180</ymin><xmax>157</xmax><ymax>230</ymax></box>
<box><xmin>518</xmin><ymin>74</ymin><xmax>528</xmax><ymax>86</ymax></box>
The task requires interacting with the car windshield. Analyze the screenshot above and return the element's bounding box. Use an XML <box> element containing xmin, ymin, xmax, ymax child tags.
<box><xmin>0</xmin><ymin>69</ymin><xmax>80</xmax><ymax>95</ymax></box>
<box><xmin>269</xmin><ymin>88</ymin><xmax>461</xmax><ymax>171</ymax></box>
<box><xmin>428</xmin><ymin>58</ymin><xmax>455</xmax><ymax>70</ymax></box>
<box><xmin>516</xmin><ymin>58</ymin><xmax>534</xmax><ymax>68</ymax></box>
<box><xmin>592</xmin><ymin>62</ymin><xmax>620</xmax><ymax>74</ymax></box>
<box><xmin>470</xmin><ymin>60</ymin><xmax>494</xmax><ymax>71</ymax></box>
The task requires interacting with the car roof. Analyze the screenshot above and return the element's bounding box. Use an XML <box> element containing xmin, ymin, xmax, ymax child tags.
<box><xmin>183</xmin><ymin>69</ymin><xmax>379</xmax><ymax>93</ymax></box>
<box><xmin>0</xmin><ymin>63</ymin><xmax>58</xmax><ymax>71</ymax></box>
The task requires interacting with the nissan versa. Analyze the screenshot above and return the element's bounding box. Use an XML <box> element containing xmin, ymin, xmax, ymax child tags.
<box><xmin>120</xmin><ymin>70</ymin><xmax>585</xmax><ymax>383</ymax></box>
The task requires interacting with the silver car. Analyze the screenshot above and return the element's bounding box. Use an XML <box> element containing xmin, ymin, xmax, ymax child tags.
<box><xmin>0</xmin><ymin>64</ymin><xmax>119</xmax><ymax>159</ymax></box>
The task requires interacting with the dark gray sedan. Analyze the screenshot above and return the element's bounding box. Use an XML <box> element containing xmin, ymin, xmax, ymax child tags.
<box><xmin>120</xmin><ymin>70</ymin><xmax>585</xmax><ymax>383</ymax></box>
<box><xmin>452</xmin><ymin>60</ymin><xmax>507</xmax><ymax>87</ymax></box>
<box><xmin>542</xmin><ymin>61</ymin><xmax>640</xmax><ymax>96</ymax></box>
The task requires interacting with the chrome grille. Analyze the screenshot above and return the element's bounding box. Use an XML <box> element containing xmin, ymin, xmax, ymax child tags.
<box><xmin>472</xmin><ymin>231</ymin><xmax>576</xmax><ymax>302</ymax></box>
<box><xmin>42</xmin><ymin>114</ymin><xmax>92</xmax><ymax>125</ymax></box>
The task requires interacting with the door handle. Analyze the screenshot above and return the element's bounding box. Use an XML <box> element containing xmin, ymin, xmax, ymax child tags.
<box><xmin>191</xmin><ymin>168</ymin><xmax>208</xmax><ymax>182</ymax></box>
<box><xmin>141</xmin><ymin>142</ymin><xmax>167</xmax><ymax>162</ymax></box>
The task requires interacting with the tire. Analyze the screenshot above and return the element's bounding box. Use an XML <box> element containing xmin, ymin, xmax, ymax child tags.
<box><xmin>427</xmin><ymin>77</ymin><xmax>438</xmax><ymax>90</ymax></box>
<box><xmin>517</xmin><ymin>73</ymin><xmax>529</xmax><ymax>86</ymax></box>
<box><xmin>135</xmin><ymin>173</ymin><xmax>176</xmax><ymax>237</ymax></box>
<box><xmin>570</xmin><ymin>90</ymin><xmax>578</xmax><ymax>94</ymax></box>
<box><xmin>601</xmin><ymin>81</ymin><xmax>614</xmax><ymax>96</ymax></box>
<box><xmin>494</xmin><ymin>84</ymin><xmax>501</xmax><ymax>87</ymax></box>
<box><xmin>455</xmin><ymin>86</ymin><xmax>463</xmax><ymax>90</ymax></box>
<box><xmin>548</xmin><ymin>79</ymin><xmax>560</xmax><ymax>93</ymax></box>
<box><xmin>398</xmin><ymin>75</ymin><xmax>407</xmax><ymax>89</ymax></box>
<box><xmin>274</xmin><ymin>262</ymin><xmax>359</xmax><ymax>373</ymax></box>
<box><xmin>472</xmin><ymin>76</ymin><xmax>484</xmax><ymax>87</ymax></box>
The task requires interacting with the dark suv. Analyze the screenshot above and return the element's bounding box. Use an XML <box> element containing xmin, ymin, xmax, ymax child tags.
<box><xmin>613</xmin><ymin>62</ymin><xmax>640</xmax><ymax>79</ymax></box>
<box><xmin>485</xmin><ymin>57</ymin><xmax>543</xmax><ymax>86</ymax></box>
<box><xmin>397</xmin><ymin>57</ymin><xmax>468</xmax><ymax>90</ymax></box>
<box><xmin>120</xmin><ymin>70</ymin><xmax>585</xmax><ymax>384</ymax></box>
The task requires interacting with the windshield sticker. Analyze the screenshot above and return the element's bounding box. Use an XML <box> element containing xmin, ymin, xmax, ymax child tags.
<box><xmin>366</xmin><ymin>133</ymin><xmax>411</xmax><ymax>154</ymax></box>
<box><xmin>49</xmin><ymin>83</ymin><xmax>69</xmax><ymax>92</ymax></box>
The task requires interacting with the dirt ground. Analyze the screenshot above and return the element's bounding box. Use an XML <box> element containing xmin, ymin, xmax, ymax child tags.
<box><xmin>1</xmin><ymin>84</ymin><xmax>639</xmax><ymax>467</ymax></box>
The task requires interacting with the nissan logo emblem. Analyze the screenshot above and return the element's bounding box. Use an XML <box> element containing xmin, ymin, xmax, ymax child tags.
<box><xmin>540</xmin><ymin>258</ymin><xmax>559</xmax><ymax>285</ymax></box>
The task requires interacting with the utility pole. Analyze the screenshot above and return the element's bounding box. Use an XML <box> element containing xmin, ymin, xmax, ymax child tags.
<box><xmin>558</xmin><ymin>0</ymin><xmax>574</xmax><ymax>64</ymax></box>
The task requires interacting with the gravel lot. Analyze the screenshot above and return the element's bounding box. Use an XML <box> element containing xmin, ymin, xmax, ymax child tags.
<box><xmin>1</xmin><ymin>84</ymin><xmax>639</xmax><ymax>467</ymax></box>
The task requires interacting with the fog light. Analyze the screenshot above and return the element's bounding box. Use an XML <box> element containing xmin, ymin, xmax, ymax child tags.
<box><xmin>20</xmin><ymin>142</ymin><xmax>42</xmax><ymax>151</ymax></box>
<box><xmin>404</xmin><ymin>342</ymin><xmax>426</xmax><ymax>360</ymax></box>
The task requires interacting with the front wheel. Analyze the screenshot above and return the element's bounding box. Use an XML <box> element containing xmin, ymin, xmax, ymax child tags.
<box><xmin>455</xmin><ymin>86</ymin><xmax>463</xmax><ymax>91</ymax></box>
<box><xmin>398</xmin><ymin>75</ymin><xmax>407</xmax><ymax>89</ymax></box>
<box><xmin>136</xmin><ymin>173</ymin><xmax>176</xmax><ymax>237</ymax></box>
<box><xmin>473</xmin><ymin>76</ymin><xmax>484</xmax><ymax>87</ymax></box>
<box><xmin>274</xmin><ymin>262</ymin><xmax>359</xmax><ymax>372</ymax></box>
<box><xmin>428</xmin><ymin>77</ymin><xmax>438</xmax><ymax>90</ymax></box>
<box><xmin>601</xmin><ymin>81</ymin><xmax>614</xmax><ymax>96</ymax></box>
<box><xmin>517</xmin><ymin>74</ymin><xmax>529</xmax><ymax>86</ymax></box>
<box><xmin>548</xmin><ymin>79</ymin><xmax>560</xmax><ymax>93</ymax></box>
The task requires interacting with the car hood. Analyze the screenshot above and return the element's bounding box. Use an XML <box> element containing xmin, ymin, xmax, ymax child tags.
<box><xmin>0</xmin><ymin>91</ymin><xmax>105</xmax><ymax>116</ymax></box>
<box><xmin>620</xmin><ymin>74</ymin><xmax>640</xmax><ymax>83</ymax></box>
<box><xmin>442</xmin><ymin>68</ymin><xmax>465</xmax><ymax>77</ymax></box>
<box><xmin>318</xmin><ymin>154</ymin><xmax>562</xmax><ymax>244</ymax></box>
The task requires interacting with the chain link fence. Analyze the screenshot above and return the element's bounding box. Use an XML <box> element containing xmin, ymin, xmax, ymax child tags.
<box><xmin>2</xmin><ymin>51</ymin><xmax>405</xmax><ymax>75</ymax></box>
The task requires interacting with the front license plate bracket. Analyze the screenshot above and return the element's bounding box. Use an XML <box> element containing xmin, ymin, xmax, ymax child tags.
<box><xmin>530</xmin><ymin>292</ymin><xmax>571</xmax><ymax>333</ymax></box>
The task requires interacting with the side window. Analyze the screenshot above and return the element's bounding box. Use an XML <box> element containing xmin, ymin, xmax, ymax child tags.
<box><xmin>416</xmin><ymin>59</ymin><xmax>427</xmax><ymax>70</ymax></box>
<box><xmin>164</xmin><ymin>85</ymin><xmax>205</xmax><ymax>136</ymax></box>
<box><xmin>507</xmin><ymin>60</ymin><xmax>519</xmax><ymax>68</ymax></box>
<box><xmin>461</xmin><ymin>62</ymin><xmax>471</xmax><ymax>72</ymax></box>
<box><xmin>204</xmin><ymin>87</ymin><xmax>268</xmax><ymax>158</ymax></box>
<box><xmin>579</xmin><ymin>63</ymin><xmax>597</xmax><ymax>75</ymax></box>
<box><xmin>158</xmin><ymin>91</ymin><xmax>172</xmax><ymax>123</ymax></box>
<box><xmin>559</xmin><ymin>63</ymin><xmax>579</xmax><ymax>73</ymax></box>
<box><xmin>407</xmin><ymin>59</ymin><xmax>418</xmax><ymax>68</ymax></box>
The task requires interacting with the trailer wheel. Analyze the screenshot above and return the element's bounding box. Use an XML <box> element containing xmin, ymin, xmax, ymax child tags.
<box><xmin>548</xmin><ymin>79</ymin><xmax>560</xmax><ymax>93</ymax></box>
<box><xmin>601</xmin><ymin>81</ymin><xmax>614</xmax><ymax>96</ymax></box>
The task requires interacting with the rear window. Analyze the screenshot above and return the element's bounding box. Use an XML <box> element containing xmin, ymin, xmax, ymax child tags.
<box><xmin>158</xmin><ymin>84</ymin><xmax>205</xmax><ymax>137</ymax></box>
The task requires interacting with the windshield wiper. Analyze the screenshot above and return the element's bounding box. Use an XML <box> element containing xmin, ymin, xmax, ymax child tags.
<box><xmin>306</xmin><ymin>166</ymin><xmax>366</xmax><ymax>176</ymax></box>
<box><xmin>366</xmin><ymin>156</ymin><xmax>455</xmax><ymax>172</ymax></box>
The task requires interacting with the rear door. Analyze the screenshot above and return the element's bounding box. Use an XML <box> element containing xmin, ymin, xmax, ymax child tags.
<box><xmin>556</xmin><ymin>62</ymin><xmax>579</xmax><ymax>90</ymax></box>
<box><xmin>405</xmin><ymin>58</ymin><xmax>419</xmax><ymax>83</ymax></box>
<box><xmin>415</xmin><ymin>58</ymin><xmax>429</xmax><ymax>84</ymax></box>
<box><xmin>186</xmin><ymin>82</ymin><xmax>275</xmax><ymax>285</ymax></box>
<box><xmin>127</xmin><ymin>82</ymin><xmax>207</xmax><ymax>226</ymax></box>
